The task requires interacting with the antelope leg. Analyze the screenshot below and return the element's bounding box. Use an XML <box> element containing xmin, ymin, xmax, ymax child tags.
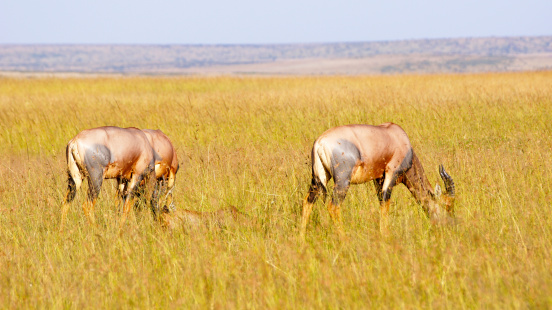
<box><xmin>379</xmin><ymin>200</ymin><xmax>390</xmax><ymax>236</ymax></box>
<box><xmin>300</xmin><ymin>194</ymin><xmax>314</xmax><ymax>240</ymax></box>
<box><xmin>119</xmin><ymin>196</ymin><xmax>135</xmax><ymax>230</ymax></box>
<box><xmin>82</xmin><ymin>199</ymin><xmax>97</xmax><ymax>226</ymax></box>
<box><xmin>327</xmin><ymin>201</ymin><xmax>346</xmax><ymax>239</ymax></box>
<box><xmin>60</xmin><ymin>202</ymin><xmax>70</xmax><ymax>232</ymax></box>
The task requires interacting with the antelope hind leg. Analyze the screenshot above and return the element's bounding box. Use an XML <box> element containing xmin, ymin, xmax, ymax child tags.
<box><xmin>60</xmin><ymin>201</ymin><xmax>70</xmax><ymax>232</ymax></box>
<box><xmin>300</xmin><ymin>194</ymin><xmax>314</xmax><ymax>240</ymax></box>
<box><xmin>60</xmin><ymin>174</ymin><xmax>80</xmax><ymax>232</ymax></box>
<box><xmin>327</xmin><ymin>201</ymin><xmax>346</xmax><ymax>239</ymax></box>
<box><xmin>82</xmin><ymin>199</ymin><xmax>97</xmax><ymax>226</ymax></box>
<box><xmin>300</xmin><ymin>181</ymin><xmax>322</xmax><ymax>240</ymax></box>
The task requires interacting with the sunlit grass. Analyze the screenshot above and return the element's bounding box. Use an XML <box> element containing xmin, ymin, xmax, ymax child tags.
<box><xmin>0</xmin><ymin>72</ymin><xmax>551</xmax><ymax>308</ymax></box>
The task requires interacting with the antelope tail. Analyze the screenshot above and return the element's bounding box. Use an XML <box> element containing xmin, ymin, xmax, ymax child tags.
<box><xmin>66</xmin><ymin>139</ymin><xmax>84</xmax><ymax>189</ymax></box>
<box><xmin>311</xmin><ymin>141</ymin><xmax>330</xmax><ymax>191</ymax></box>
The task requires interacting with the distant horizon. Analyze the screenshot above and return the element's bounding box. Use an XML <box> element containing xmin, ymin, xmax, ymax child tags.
<box><xmin>2</xmin><ymin>36</ymin><xmax>551</xmax><ymax>75</ymax></box>
<box><xmin>2</xmin><ymin>34</ymin><xmax>551</xmax><ymax>47</ymax></box>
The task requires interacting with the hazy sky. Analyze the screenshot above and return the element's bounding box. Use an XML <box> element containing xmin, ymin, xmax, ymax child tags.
<box><xmin>1</xmin><ymin>0</ymin><xmax>550</xmax><ymax>44</ymax></box>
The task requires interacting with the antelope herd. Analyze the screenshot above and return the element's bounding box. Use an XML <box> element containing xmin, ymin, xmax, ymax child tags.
<box><xmin>61</xmin><ymin>123</ymin><xmax>455</xmax><ymax>238</ymax></box>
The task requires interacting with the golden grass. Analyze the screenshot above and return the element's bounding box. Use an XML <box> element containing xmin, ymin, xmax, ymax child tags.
<box><xmin>0</xmin><ymin>72</ymin><xmax>551</xmax><ymax>308</ymax></box>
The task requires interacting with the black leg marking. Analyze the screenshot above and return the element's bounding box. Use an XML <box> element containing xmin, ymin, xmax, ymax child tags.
<box><xmin>306</xmin><ymin>176</ymin><xmax>326</xmax><ymax>204</ymax></box>
<box><xmin>381</xmin><ymin>172</ymin><xmax>398</xmax><ymax>202</ymax></box>
<box><xmin>381</xmin><ymin>148</ymin><xmax>414</xmax><ymax>202</ymax></box>
<box><xmin>65</xmin><ymin>171</ymin><xmax>78</xmax><ymax>203</ymax></box>
<box><xmin>382</xmin><ymin>186</ymin><xmax>394</xmax><ymax>202</ymax></box>
<box><xmin>150</xmin><ymin>177</ymin><xmax>161</xmax><ymax>220</ymax></box>
<box><xmin>373</xmin><ymin>177</ymin><xmax>384</xmax><ymax>202</ymax></box>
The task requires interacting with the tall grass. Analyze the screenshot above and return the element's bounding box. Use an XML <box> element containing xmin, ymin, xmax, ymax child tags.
<box><xmin>0</xmin><ymin>72</ymin><xmax>551</xmax><ymax>308</ymax></box>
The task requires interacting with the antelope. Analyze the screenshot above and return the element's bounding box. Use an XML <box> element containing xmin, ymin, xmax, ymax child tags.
<box><xmin>117</xmin><ymin>129</ymin><xmax>179</xmax><ymax>214</ymax></box>
<box><xmin>300</xmin><ymin>122</ymin><xmax>455</xmax><ymax>239</ymax></box>
<box><xmin>60</xmin><ymin>126</ymin><xmax>158</xmax><ymax>231</ymax></box>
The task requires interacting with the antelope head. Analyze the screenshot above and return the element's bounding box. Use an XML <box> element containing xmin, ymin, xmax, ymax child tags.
<box><xmin>402</xmin><ymin>153</ymin><xmax>456</xmax><ymax>223</ymax></box>
<box><xmin>430</xmin><ymin>165</ymin><xmax>456</xmax><ymax>222</ymax></box>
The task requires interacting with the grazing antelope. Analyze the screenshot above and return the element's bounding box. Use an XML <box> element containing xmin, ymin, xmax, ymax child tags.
<box><xmin>60</xmin><ymin>126</ymin><xmax>158</xmax><ymax>231</ymax></box>
<box><xmin>117</xmin><ymin>129</ymin><xmax>179</xmax><ymax>214</ymax></box>
<box><xmin>300</xmin><ymin>123</ymin><xmax>455</xmax><ymax>239</ymax></box>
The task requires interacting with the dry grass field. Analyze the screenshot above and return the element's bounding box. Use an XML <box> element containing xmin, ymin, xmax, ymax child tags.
<box><xmin>0</xmin><ymin>72</ymin><xmax>551</xmax><ymax>308</ymax></box>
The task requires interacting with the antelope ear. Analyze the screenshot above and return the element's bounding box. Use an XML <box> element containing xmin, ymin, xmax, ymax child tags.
<box><xmin>435</xmin><ymin>184</ymin><xmax>442</xmax><ymax>198</ymax></box>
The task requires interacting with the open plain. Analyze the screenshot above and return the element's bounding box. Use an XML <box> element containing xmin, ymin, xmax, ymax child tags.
<box><xmin>0</xmin><ymin>72</ymin><xmax>551</xmax><ymax>308</ymax></box>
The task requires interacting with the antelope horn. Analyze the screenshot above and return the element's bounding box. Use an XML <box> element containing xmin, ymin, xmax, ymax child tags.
<box><xmin>439</xmin><ymin>165</ymin><xmax>455</xmax><ymax>197</ymax></box>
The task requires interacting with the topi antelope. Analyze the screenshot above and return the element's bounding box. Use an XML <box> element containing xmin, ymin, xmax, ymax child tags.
<box><xmin>300</xmin><ymin>123</ymin><xmax>455</xmax><ymax>239</ymax></box>
<box><xmin>61</xmin><ymin>126</ymin><xmax>158</xmax><ymax>231</ymax></box>
<box><xmin>117</xmin><ymin>129</ymin><xmax>179</xmax><ymax>215</ymax></box>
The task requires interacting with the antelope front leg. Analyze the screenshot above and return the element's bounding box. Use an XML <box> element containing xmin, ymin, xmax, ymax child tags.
<box><xmin>119</xmin><ymin>174</ymin><xmax>143</xmax><ymax>229</ymax></box>
<box><xmin>119</xmin><ymin>196</ymin><xmax>136</xmax><ymax>230</ymax></box>
<box><xmin>379</xmin><ymin>200</ymin><xmax>390</xmax><ymax>236</ymax></box>
<box><xmin>379</xmin><ymin>173</ymin><xmax>397</xmax><ymax>236</ymax></box>
<box><xmin>115</xmin><ymin>178</ymin><xmax>126</xmax><ymax>212</ymax></box>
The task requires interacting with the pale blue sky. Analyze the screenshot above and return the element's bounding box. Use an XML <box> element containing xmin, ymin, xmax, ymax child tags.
<box><xmin>1</xmin><ymin>0</ymin><xmax>550</xmax><ymax>44</ymax></box>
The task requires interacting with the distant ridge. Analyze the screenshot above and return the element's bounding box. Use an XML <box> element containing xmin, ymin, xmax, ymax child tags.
<box><xmin>1</xmin><ymin>36</ymin><xmax>551</xmax><ymax>75</ymax></box>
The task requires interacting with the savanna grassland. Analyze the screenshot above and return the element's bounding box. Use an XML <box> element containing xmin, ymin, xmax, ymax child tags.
<box><xmin>0</xmin><ymin>72</ymin><xmax>551</xmax><ymax>309</ymax></box>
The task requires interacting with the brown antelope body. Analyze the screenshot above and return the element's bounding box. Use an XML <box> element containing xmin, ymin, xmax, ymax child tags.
<box><xmin>300</xmin><ymin>123</ymin><xmax>455</xmax><ymax>238</ymax></box>
<box><xmin>117</xmin><ymin>129</ymin><xmax>179</xmax><ymax>212</ymax></box>
<box><xmin>61</xmin><ymin>126</ymin><xmax>158</xmax><ymax>230</ymax></box>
